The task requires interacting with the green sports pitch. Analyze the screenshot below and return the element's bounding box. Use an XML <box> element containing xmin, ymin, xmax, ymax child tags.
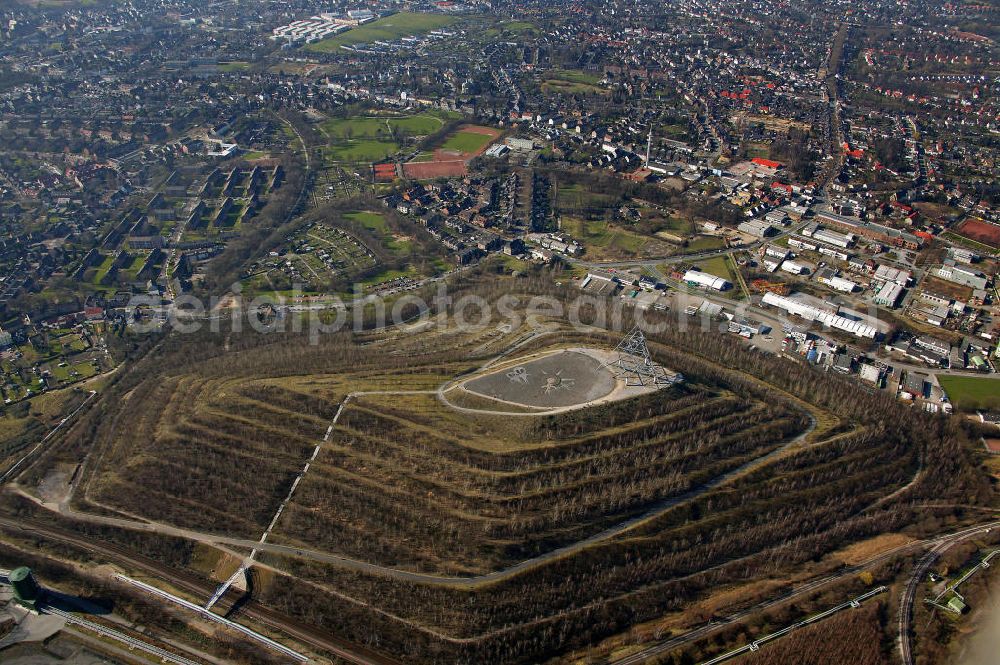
<box><xmin>307</xmin><ymin>12</ymin><xmax>457</xmax><ymax>52</ymax></box>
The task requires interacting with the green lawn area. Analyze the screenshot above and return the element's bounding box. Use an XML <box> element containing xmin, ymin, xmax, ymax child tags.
<box><xmin>321</xmin><ymin>113</ymin><xmax>445</xmax><ymax>140</ymax></box>
<box><xmin>55</xmin><ymin>334</ymin><xmax>88</xmax><ymax>353</ymax></box>
<box><xmin>49</xmin><ymin>362</ymin><xmax>92</xmax><ymax>383</ymax></box>
<box><xmin>541</xmin><ymin>80</ymin><xmax>607</xmax><ymax>95</ymax></box>
<box><xmin>937</xmin><ymin>375</ymin><xmax>1000</xmax><ymax>411</ymax></box>
<box><xmin>502</xmin><ymin>21</ymin><xmax>537</xmax><ymax>34</ymax></box>
<box><xmin>307</xmin><ymin>12</ymin><xmax>457</xmax><ymax>51</ymax></box>
<box><xmin>92</xmin><ymin>255</ymin><xmax>115</xmax><ymax>284</ymax></box>
<box><xmin>323</xmin><ymin>140</ymin><xmax>399</xmax><ymax>163</ymax></box>
<box><xmin>560</xmin><ymin>217</ymin><xmax>648</xmax><ymax>258</ymax></box>
<box><xmin>555</xmin><ymin>182</ymin><xmax>616</xmax><ymax>210</ymax></box>
<box><xmin>496</xmin><ymin>255</ymin><xmax>531</xmax><ymax>273</ymax></box>
<box><xmin>548</xmin><ymin>69</ymin><xmax>601</xmax><ymax>85</ymax></box>
<box><xmin>541</xmin><ymin>70</ymin><xmax>605</xmax><ymax>96</ymax></box>
<box><xmin>344</xmin><ymin>211</ymin><xmax>413</xmax><ymax>258</ymax></box>
<box><xmin>218</xmin><ymin>61</ymin><xmax>250</xmax><ymax>72</ymax></box>
<box><xmin>686</xmin><ymin>235</ymin><xmax>727</xmax><ymax>252</ymax></box>
<box><xmin>121</xmin><ymin>255</ymin><xmax>145</xmax><ymax>280</ymax></box>
<box><xmin>358</xmin><ymin>266</ymin><xmax>418</xmax><ymax>288</ymax></box>
<box><xmin>391</xmin><ymin>114</ymin><xmax>447</xmax><ymax>135</ymax></box>
<box><xmin>440</xmin><ymin>129</ymin><xmax>496</xmax><ymax>154</ymax></box>
<box><xmin>694</xmin><ymin>255</ymin><xmax>737</xmax><ymax>283</ymax></box>
<box><xmin>345</xmin><ymin>211</ymin><xmax>387</xmax><ymax>233</ymax></box>
<box><xmin>660</xmin><ymin>123</ymin><xmax>690</xmax><ymax>140</ymax></box>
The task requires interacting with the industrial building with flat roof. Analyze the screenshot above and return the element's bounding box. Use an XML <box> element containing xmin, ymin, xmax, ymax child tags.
<box><xmin>874</xmin><ymin>264</ymin><xmax>911</xmax><ymax>286</ymax></box>
<box><xmin>873</xmin><ymin>281</ymin><xmax>904</xmax><ymax>308</ymax></box>
<box><xmin>761</xmin><ymin>291</ymin><xmax>878</xmax><ymax>338</ymax></box>
<box><xmin>815</xmin><ymin>212</ymin><xmax>922</xmax><ymax>249</ymax></box>
<box><xmin>935</xmin><ymin>264</ymin><xmax>988</xmax><ymax>290</ymax></box>
<box><xmin>682</xmin><ymin>269</ymin><xmax>731</xmax><ymax>291</ymax></box>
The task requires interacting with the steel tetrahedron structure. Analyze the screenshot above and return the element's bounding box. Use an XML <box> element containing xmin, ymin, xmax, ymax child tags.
<box><xmin>605</xmin><ymin>326</ymin><xmax>680</xmax><ymax>386</ymax></box>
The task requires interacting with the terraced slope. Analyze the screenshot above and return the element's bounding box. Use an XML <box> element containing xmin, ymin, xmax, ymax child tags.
<box><xmin>48</xmin><ymin>285</ymin><xmax>981</xmax><ymax>665</ymax></box>
<box><xmin>270</xmin><ymin>387</ymin><xmax>805</xmax><ymax>573</ymax></box>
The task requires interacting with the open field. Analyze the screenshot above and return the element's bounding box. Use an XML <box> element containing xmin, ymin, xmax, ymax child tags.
<box><xmin>320</xmin><ymin>113</ymin><xmax>445</xmax><ymax>140</ymax></box>
<box><xmin>307</xmin><ymin>12</ymin><xmax>457</xmax><ymax>52</ymax></box>
<box><xmin>694</xmin><ymin>254</ymin><xmax>738</xmax><ymax>283</ymax></box>
<box><xmin>554</xmin><ymin>182</ymin><xmax>618</xmax><ymax>212</ymax></box>
<box><xmin>560</xmin><ymin>216</ymin><xmax>674</xmax><ymax>260</ymax></box>
<box><xmin>439</xmin><ymin>125</ymin><xmax>499</xmax><ymax>153</ymax></box>
<box><xmin>686</xmin><ymin>234</ymin><xmax>727</xmax><ymax>252</ymax></box>
<box><xmin>402</xmin><ymin>125</ymin><xmax>500</xmax><ymax>179</ymax></box>
<box><xmin>321</xmin><ymin>139</ymin><xmax>399</xmax><ymax>163</ymax></box>
<box><xmin>343</xmin><ymin>210</ymin><xmax>413</xmax><ymax>257</ymax></box>
<box><xmin>10</xmin><ymin>279</ymin><xmax>985</xmax><ymax>664</ymax></box>
<box><xmin>541</xmin><ymin>70</ymin><xmax>606</xmax><ymax>95</ymax></box>
<box><xmin>938</xmin><ymin>375</ymin><xmax>1000</xmax><ymax>411</ymax></box>
<box><xmin>956</xmin><ymin>218</ymin><xmax>1000</xmax><ymax>248</ymax></box>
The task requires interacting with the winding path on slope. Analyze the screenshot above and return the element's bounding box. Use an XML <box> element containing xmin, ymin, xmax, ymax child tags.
<box><xmin>12</xmin><ymin>337</ymin><xmax>820</xmax><ymax>587</ymax></box>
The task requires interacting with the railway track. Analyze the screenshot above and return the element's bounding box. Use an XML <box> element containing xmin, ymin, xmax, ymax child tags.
<box><xmin>0</xmin><ymin>516</ymin><xmax>399</xmax><ymax>665</ymax></box>
<box><xmin>613</xmin><ymin>520</ymin><xmax>1000</xmax><ymax>665</ymax></box>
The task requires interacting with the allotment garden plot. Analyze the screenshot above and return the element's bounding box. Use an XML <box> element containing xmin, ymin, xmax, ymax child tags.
<box><xmin>245</xmin><ymin>222</ymin><xmax>377</xmax><ymax>293</ymax></box>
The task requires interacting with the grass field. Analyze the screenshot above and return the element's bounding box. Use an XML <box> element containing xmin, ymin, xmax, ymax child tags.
<box><xmin>560</xmin><ymin>217</ymin><xmax>670</xmax><ymax>260</ymax></box>
<box><xmin>345</xmin><ymin>211</ymin><xmax>387</xmax><ymax>233</ymax></box>
<box><xmin>541</xmin><ymin>69</ymin><xmax>605</xmax><ymax>95</ymax></box>
<box><xmin>321</xmin><ymin>113</ymin><xmax>445</xmax><ymax>140</ymax></box>
<box><xmin>344</xmin><ymin>211</ymin><xmax>412</xmax><ymax>257</ymax></box>
<box><xmin>307</xmin><ymin>12</ymin><xmax>457</xmax><ymax>51</ymax></box>
<box><xmin>937</xmin><ymin>375</ymin><xmax>1000</xmax><ymax>411</ymax></box>
<box><xmin>686</xmin><ymin>235</ymin><xmax>727</xmax><ymax>252</ymax></box>
<box><xmin>542</xmin><ymin>80</ymin><xmax>607</xmax><ymax>95</ymax></box>
<box><xmin>320</xmin><ymin>111</ymin><xmax>452</xmax><ymax>163</ymax></box>
<box><xmin>548</xmin><ymin>69</ymin><xmax>601</xmax><ymax>85</ymax></box>
<box><xmin>440</xmin><ymin>128</ymin><xmax>496</xmax><ymax>153</ymax></box>
<box><xmin>218</xmin><ymin>61</ymin><xmax>250</xmax><ymax>72</ymax></box>
<box><xmin>555</xmin><ymin>182</ymin><xmax>617</xmax><ymax>211</ymax></box>
<box><xmin>322</xmin><ymin>140</ymin><xmax>399</xmax><ymax>163</ymax></box>
<box><xmin>694</xmin><ymin>255</ymin><xmax>738</xmax><ymax>283</ymax></box>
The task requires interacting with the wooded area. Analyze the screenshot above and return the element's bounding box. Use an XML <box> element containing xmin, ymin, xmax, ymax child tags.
<box><xmin>6</xmin><ymin>271</ymin><xmax>992</xmax><ymax>664</ymax></box>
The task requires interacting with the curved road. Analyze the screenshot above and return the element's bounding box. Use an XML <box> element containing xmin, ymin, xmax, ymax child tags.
<box><xmin>615</xmin><ymin>520</ymin><xmax>1000</xmax><ymax>665</ymax></box>
<box><xmin>10</xmin><ymin>332</ymin><xmax>819</xmax><ymax>588</ymax></box>
<box><xmin>19</xmin><ymin>407</ymin><xmax>815</xmax><ymax>588</ymax></box>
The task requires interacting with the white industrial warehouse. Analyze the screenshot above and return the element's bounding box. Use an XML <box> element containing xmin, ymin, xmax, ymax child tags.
<box><xmin>683</xmin><ymin>269</ymin><xmax>731</xmax><ymax>291</ymax></box>
<box><xmin>761</xmin><ymin>292</ymin><xmax>878</xmax><ymax>339</ymax></box>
